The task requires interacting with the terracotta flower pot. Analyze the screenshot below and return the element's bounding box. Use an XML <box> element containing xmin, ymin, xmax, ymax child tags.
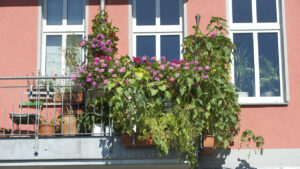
<box><xmin>121</xmin><ymin>133</ymin><xmax>155</xmax><ymax>146</ymax></box>
<box><xmin>202</xmin><ymin>135</ymin><xmax>215</xmax><ymax>155</ymax></box>
<box><xmin>39</xmin><ymin>124</ymin><xmax>54</xmax><ymax>137</ymax></box>
<box><xmin>61</xmin><ymin>114</ymin><xmax>77</xmax><ymax>136</ymax></box>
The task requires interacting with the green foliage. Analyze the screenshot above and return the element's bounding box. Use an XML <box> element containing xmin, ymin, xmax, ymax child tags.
<box><xmin>65</xmin><ymin>35</ymin><xmax>82</xmax><ymax>75</ymax></box>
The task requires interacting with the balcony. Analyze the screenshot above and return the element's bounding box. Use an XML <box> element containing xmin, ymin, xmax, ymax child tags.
<box><xmin>0</xmin><ymin>76</ymin><xmax>187</xmax><ymax>169</ymax></box>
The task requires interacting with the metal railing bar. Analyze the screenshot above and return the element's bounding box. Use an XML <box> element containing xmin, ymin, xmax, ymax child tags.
<box><xmin>0</xmin><ymin>76</ymin><xmax>72</xmax><ymax>80</ymax></box>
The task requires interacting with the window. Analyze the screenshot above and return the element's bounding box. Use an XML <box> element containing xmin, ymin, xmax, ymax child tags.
<box><xmin>132</xmin><ymin>0</ymin><xmax>184</xmax><ymax>61</ymax></box>
<box><xmin>228</xmin><ymin>0</ymin><xmax>288</xmax><ymax>104</ymax></box>
<box><xmin>41</xmin><ymin>0</ymin><xmax>85</xmax><ymax>76</ymax></box>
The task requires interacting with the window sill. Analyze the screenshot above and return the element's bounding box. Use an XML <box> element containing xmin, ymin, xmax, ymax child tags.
<box><xmin>238</xmin><ymin>97</ymin><xmax>288</xmax><ymax>106</ymax></box>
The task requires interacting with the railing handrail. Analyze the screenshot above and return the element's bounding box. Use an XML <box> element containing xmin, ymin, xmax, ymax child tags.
<box><xmin>0</xmin><ymin>76</ymin><xmax>72</xmax><ymax>80</ymax></box>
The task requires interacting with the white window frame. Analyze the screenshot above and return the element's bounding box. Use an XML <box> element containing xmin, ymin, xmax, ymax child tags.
<box><xmin>41</xmin><ymin>0</ymin><xmax>86</xmax><ymax>76</ymax></box>
<box><xmin>131</xmin><ymin>0</ymin><xmax>184</xmax><ymax>61</ymax></box>
<box><xmin>227</xmin><ymin>0</ymin><xmax>288</xmax><ymax>105</ymax></box>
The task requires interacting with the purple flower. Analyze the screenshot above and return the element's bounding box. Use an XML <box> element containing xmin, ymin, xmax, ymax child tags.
<box><xmin>106</xmin><ymin>48</ymin><xmax>112</xmax><ymax>53</ymax></box>
<box><xmin>101</xmin><ymin>46</ymin><xmax>107</xmax><ymax>51</ymax></box>
<box><xmin>91</xmin><ymin>38</ymin><xmax>98</xmax><ymax>42</ymax></box>
<box><xmin>153</xmin><ymin>71</ymin><xmax>158</xmax><ymax>76</ymax></box>
<box><xmin>91</xmin><ymin>44</ymin><xmax>97</xmax><ymax>48</ymax></box>
<box><xmin>112</xmin><ymin>74</ymin><xmax>118</xmax><ymax>78</ymax></box>
<box><xmin>95</xmin><ymin>67</ymin><xmax>100</xmax><ymax>72</ymax></box>
<box><xmin>161</xmin><ymin>56</ymin><xmax>166</xmax><ymax>62</ymax></box>
<box><xmin>106</xmin><ymin>40</ymin><xmax>112</xmax><ymax>46</ymax></box>
<box><xmin>92</xmin><ymin>81</ymin><xmax>97</xmax><ymax>86</ymax></box>
<box><xmin>155</xmin><ymin>77</ymin><xmax>160</xmax><ymax>81</ymax></box>
<box><xmin>97</xmin><ymin>33</ymin><xmax>105</xmax><ymax>39</ymax></box>
<box><xmin>101</xmin><ymin>63</ymin><xmax>108</xmax><ymax>68</ymax></box>
<box><xmin>211</xmin><ymin>32</ymin><xmax>217</xmax><ymax>38</ymax></box>
<box><xmin>86</xmin><ymin>78</ymin><xmax>92</xmax><ymax>82</ymax></box>
<box><xmin>103</xmin><ymin>79</ymin><xmax>109</xmax><ymax>85</ymax></box>
<box><xmin>205</xmin><ymin>66</ymin><xmax>210</xmax><ymax>70</ymax></box>
<box><xmin>198</xmin><ymin>67</ymin><xmax>203</xmax><ymax>71</ymax></box>
<box><xmin>205</xmin><ymin>75</ymin><xmax>209</xmax><ymax>79</ymax></box>
<box><xmin>146</xmin><ymin>67</ymin><xmax>151</xmax><ymax>70</ymax></box>
<box><xmin>201</xmin><ymin>75</ymin><xmax>204</xmax><ymax>80</ymax></box>
<box><xmin>71</xmin><ymin>76</ymin><xmax>76</xmax><ymax>81</ymax></box>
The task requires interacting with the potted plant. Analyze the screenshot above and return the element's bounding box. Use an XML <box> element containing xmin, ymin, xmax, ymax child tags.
<box><xmin>259</xmin><ymin>55</ymin><xmax>280</xmax><ymax>96</ymax></box>
<box><xmin>39</xmin><ymin>116</ymin><xmax>56</xmax><ymax>137</ymax></box>
<box><xmin>60</xmin><ymin>107</ymin><xmax>77</xmax><ymax>136</ymax></box>
<box><xmin>234</xmin><ymin>46</ymin><xmax>255</xmax><ymax>97</ymax></box>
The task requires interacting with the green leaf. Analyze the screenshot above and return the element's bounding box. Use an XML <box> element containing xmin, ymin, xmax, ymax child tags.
<box><xmin>204</xmin><ymin>112</ymin><xmax>210</xmax><ymax>119</ymax></box>
<box><xmin>165</xmin><ymin>91</ymin><xmax>172</xmax><ymax>99</ymax></box>
<box><xmin>158</xmin><ymin>85</ymin><xmax>167</xmax><ymax>91</ymax></box>
<box><xmin>150</xmin><ymin>89</ymin><xmax>159</xmax><ymax>96</ymax></box>
<box><xmin>116</xmin><ymin>87</ymin><xmax>123</xmax><ymax>95</ymax></box>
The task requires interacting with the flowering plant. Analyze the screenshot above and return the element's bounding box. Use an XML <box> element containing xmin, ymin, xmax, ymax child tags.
<box><xmin>73</xmin><ymin>12</ymin><xmax>264</xmax><ymax>168</ymax></box>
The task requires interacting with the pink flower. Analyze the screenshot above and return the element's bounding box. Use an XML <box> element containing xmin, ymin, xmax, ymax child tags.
<box><xmin>132</xmin><ymin>75</ymin><xmax>136</xmax><ymax>79</ymax></box>
<box><xmin>151</xmin><ymin>56</ymin><xmax>156</xmax><ymax>61</ymax></box>
<box><xmin>168</xmin><ymin>67</ymin><xmax>174</xmax><ymax>70</ymax></box>
<box><xmin>175</xmin><ymin>73</ymin><xmax>180</xmax><ymax>77</ymax></box>
<box><xmin>142</xmin><ymin>56</ymin><xmax>148</xmax><ymax>62</ymax></box>
<box><xmin>103</xmin><ymin>79</ymin><xmax>109</xmax><ymax>85</ymax></box>
<box><xmin>194</xmin><ymin>61</ymin><xmax>199</xmax><ymax>64</ymax></box>
<box><xmin>155</xmin><ymin>77</ymin><xmax>160</xmax><ymax>81</ymax></box>
<box><xmin>205</xmin><ymin>75</ymin><xmax>209</xmax><ymax>79</ymax></box>
<box><xmin>161</xmin><ymin>56</ymin><xmax>166</xmax><ymax>62</ymax></box>
<box><xmin>105</xmin><ymin>56</ymin><xmax>111</xmax><ymax>62</ymax></box>
<box><xmin>115</xmin><ymin>60</ymin><xmax>119</xmax><ymax>65</ymax></box>
<box><xmin>185</xmin><ymin>63</ymin><xmax>190</xmax><ymax>66</ymax></box>
<box><xmin>112</xmin><ymin>74</ymin><xmax>118</xmax><ymax>78</ymax></box>
<box><xmin>95</xmin><ymin>57</ymin><xmax>100</xmax><ymax>62</ymax></box>
<box><xmin>205</xmin><ymin>66</ymin><xmax>210</xmax><ymax>70</ymax></box>
<box><xmin>86</xmin><ymin>78</ymin><xmax>92</xmax><ymax>82</ymax></box>
<box><xmin>92</xmin><ymin>81</ymin><xmax>97</xmax><ymax>86</ymax></box>
<box><xmin>88</xmin><ymin>73</ymin><xmax>92</xmax><ymax>77</ymax></box>
<box><xmin>77</xmin><ymin>83</ymin><xmax>82</xmax><ymax>87</ymax></box>
<box><xmin>146</xmin><ymin>67</ymin><xmax>151</xmax><ymax>70</ymax></box>
<box><xmin>148</xmin><ymin>62</ymin><xmax>153</xmax><ymax>66</ymax></box>
<box><xmin>133</xmin><ymin>57</ymin><xmax>142</xmax><ymax>64</ymax></box>
<box><xmin>99</xmin><ymin>69</ymin><xmax>105</xmax><ymax>72</ymax></box>
<box><xmin>91</xmin><ymin>44</ymin><xmax>97</xmax><ymax>48</ymax></box>
<box><xmin>118</xmin><ymin>67</ymin><xmax>125</xmax><ymax>73</ymax></box>
<box><xmin>95</xmin><ymin>68</ymin><xmax>100</xmax><ymax>72</ymax></box>
<box><xmin>79</xmin><ymin>40</ymin><xmax>86</xmax><ymax>47</ymax></box>
<box><xmin>153</xmin><ymin>71</ymin><xmax>158</xmax><ymax>76</ymax></box>
<box><xmin>160</xmin><ymin>65</ymin><xmax>166</xmax><ymax>70</ymax></box>
<box><xmin>108</xmin><ymin>69</ymin><xmax>113</xmax><ymax>73</ymax></box>
<box><xmin>94</xmin><ymin>62</ymin><xmax>99</xmax><ymax>65</ymax></box>
<box><xmin>198</xmin><ymin>67</ymin><xmax>203</xmax><ymax>71</ymax></box>
<box><xmin>101</xmin><ymin>46</ymin><xmax>107</xmax><ymax>51</ymax></box>
<box><xmin>184</xmin><ymin>66</ymin><xmax>190</xmax><ymax>70</ymax></box>
<box><xmin>175</xmin><ymin>64</ymin><xmax>181</xmax><ymax>69</ymax></box>
<box><xmin>169</xmin><ymin>77</ymin><xmax>175</xmax><ymax>82</ymax></box>
<box><xmin>101</xmin><ymin>63</ymin><xmax>108</xmax><ymax>68</ymax></box>
<box><xmin>71</xmin><ymin>76</ymin><xmax>76</xmax><ymax>81</ymax></box>
<box><xmin>158</xmin><ymin>74</ymin><xmax>163</xmax><ymax>78</ymax></box>
<box><xmin>201</xmin><ymin>75</ymin><xmax>204</xmax><ymax>80</ymax></box>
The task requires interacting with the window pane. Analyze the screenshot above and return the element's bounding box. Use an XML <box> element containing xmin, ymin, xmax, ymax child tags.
<box><xmin>66</xmin><ymin>35</ymin><xmax>83</xmax><ymax>75</ymax></box>
<box><xmin>160</xmin><ymin>0</ymin><xmax>180</xmax><ymax>25</ymax></box>
<box><xmin>233</xmin><ymin>33</ymin><xmax>255</xmax><ymax>97</ymax></box>
<box><xmin>47</xmin><ymin>0</ymin><xmax>63</xmax><ymax>25</ymax></box>
<box><xmin>232</xmin><ymin>0</ymin><xmax>252</xmax><ymax>23</ymax></box>
<box><xmin>136</xmin><ymin>36</ymin><xmax>156</xmax><ymax>58</ymax></box>
<box><xmin>161</xmin><ymin>35</ymin><xmax>180</xmax><ymax>61</ymax></box>
<box><xmin>46</xmin><ymin>35</ymin><xmax>62</xmax><ymax>76</ymax></box>
<box><xmin>258</xmin><ymin>33</ymin><xmax>280</xmax><ymax>97</ymax></box>
<box><xmin>257</xmin><ymin>0</ymin><xmax>277</xmax><ymax>23</ymax></box>
<box><xmin>136</xmin><ymin>0</ymin><xmax>156</xmax><ymax>25</ymax></box>
<box><xmin>67</xmin><ymin>0</ymin><xmax>84</xmax><ymax>25</ymax></box>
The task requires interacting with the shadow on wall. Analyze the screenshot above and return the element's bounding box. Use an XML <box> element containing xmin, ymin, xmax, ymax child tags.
<box><xmin>198</xmin><ymin>149</ymin><xmax>257</xmax><ymax>169</ymax></box>
<box><xmin>0</xmin><ymin>0</ymin><xmax>38</xmax><ymax>7</ymax></box>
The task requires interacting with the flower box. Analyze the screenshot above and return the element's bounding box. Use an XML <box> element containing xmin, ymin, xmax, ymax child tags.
<box><xmin>121</xmin><ymin>133</ymin><xmax>155</xmax><ymax>146</ymax></box>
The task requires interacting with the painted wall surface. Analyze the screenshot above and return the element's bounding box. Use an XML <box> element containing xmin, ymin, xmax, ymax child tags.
<box><xmin>0</xmin><ymin>0</ymin><xmax>39</xmax><ymax>78</ymax></box>
<box><xmin>1</xmin><ymin>0</ymin><xmax>300</xmax><ymax>150</ymax></box>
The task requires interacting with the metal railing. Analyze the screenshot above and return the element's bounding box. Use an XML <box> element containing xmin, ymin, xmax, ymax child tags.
<box><xmin>0</xmin><ymin>76</ymin><xmax>113</xmax><ymax>138</ymax></box>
